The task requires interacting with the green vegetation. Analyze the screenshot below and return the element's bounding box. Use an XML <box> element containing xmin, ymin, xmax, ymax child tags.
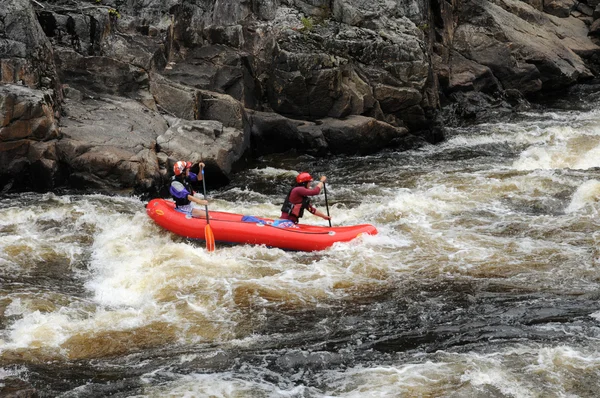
<box><xmin>300</xmin><ymin>17</ymin><xmax>314</xmax><ymax>32</ymax></box>
<box><xmin>108</xmin><ymin>8</ymin><xmax>121</xmax><ymax>18</ymax></box>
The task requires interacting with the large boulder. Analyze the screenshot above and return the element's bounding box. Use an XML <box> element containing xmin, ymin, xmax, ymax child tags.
<box><xmin>55</xmin><ymin>49</ymin><xmax>156</xmax><ymax>107</ymax></box>
<box><xmin>162</xmin><ymin>44</ymin><xmax>256</xmax><ymax>105</ymax></box>
<box><xmin>0</xmin><ymin>84</ymin><xmax>61</xmax><ymax>191</ymax></box>
<box><xmin>544</xmin><ymin>0</ymin><xmax>577</xmax><ymax>17</ymax></box>
<box><xmin>57</xmin><ymin>90</ymin><xmax>168</xmax><ymax>193</ymax></box>
<box><xmin>451</xmin><ymin>0</ymin><xmax>598</xmax><ymax>96</ymax></box>
<box><xmin>149</xmin><ymin>73</ymin><xmax>248</xmax><ymax>129</ymax></box>
<box><xmin>1</xmin><ymin>0</ymin><xmax>60</xmax><ymax>95</ymax></box>
<box><xmin>301</xmin><ymin>115</ymin><xmax>413</xmax><ymax>155</ymax></box>
<box><xmin>248</xmin><ymin>110</ymin><xmax>326</xmax><ymax>155</ymax></box>
<box><xmin>265</xmin><ymin>8</ymin><xmax>433</xmax><ymax>130</ymax></box>
<box><xmin>248</xmin><ymin>110</ymin><xmax>413</xmax><ymax>156</ymax></box>
<box><xmin>156</xmin><ymin>117</ymin><xmax>250</xmax><ymax>185</ymax></box>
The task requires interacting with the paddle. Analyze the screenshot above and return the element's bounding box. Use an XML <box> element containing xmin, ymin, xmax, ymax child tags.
<box><xmin>201</xmin><ymin>164</ymin><xmax>215</xmax><ymax>252</ymax></box>
<box><xmin>323</xmin><ymin>181</ymin><xmax>332</xmax><ymax>227</ymax></box>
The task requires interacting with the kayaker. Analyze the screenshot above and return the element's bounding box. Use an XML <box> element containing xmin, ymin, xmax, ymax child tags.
<box><xmin>280</xmin><ymin>172</ymin><xmax>331</xmax><ymax>224</ymax></box>
<box><xmin>170</xmin><ymin>160</ymin><xmax>209</xmax><ymax>217</ymax></box>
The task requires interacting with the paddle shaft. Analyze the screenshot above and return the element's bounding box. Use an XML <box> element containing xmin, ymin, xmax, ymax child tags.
<box><xmin>323</xmin><ymin>181</ymin><xmax>332</xmax><ymax>227</ymax></box>
<box><xmin>200</xmin><ymin>164</ymin><xmax>215</xmax><ymax>251</ymax></box>
<box><xmin>201</xmin><ymin>166</ymin><xmax>210</xmax><ymax>225</ymax></box>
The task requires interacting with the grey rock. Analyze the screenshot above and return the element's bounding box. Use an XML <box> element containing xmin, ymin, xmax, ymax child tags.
<box><xmin>0</xmin><ymin>84</ymin><xmax>61</xmax><ymax>191</ymax></box>
<box><xmin>55</xmin><ymin>49</ymin><xmax>155</xmax><ymax>106</ymax></box>
<box><xmin>373</xmin><ymin>84</ymin><xmax>422</xmax><ymax>113</ymax></box>
<box><xmin>576</xmin><ymin>2</ymin><xmax>595</xmax><ymax>15</ymax></box>
<box><xmin>544</xmin><ymin>0</ymin><xmax>576</xmax><ymax>17</ymax></box>
<box><xmin>1</xmin><ymin>0</ymin><xmax>60</xmax><ymax>97</ymax></box>
<box><xmin>156</xmin><ymin>118</ymin><xmax>249</xmax><ymax>184</ymax></box>
<box><xmin>248</xmin><ymin>110</ymin><xmax>413</xmax><ymax>156</ymax></box>
<box><xmin>454</xmin><ymin>0</ymin><xmax>596</xmax><ymax>93</ymax></box>
<box><xmin>590</xmin><ymin>18</ymin><xmax>600</xmax><ymax>34</ymax></box>
<box><xmin>150</xmin><ymin>74</ymin><xmax>200</xmax><ymax>120</ymax></box>
<box><xmin>446</xmin><ymin>51</ymin><xmax>501</xmax><ymax>94</ymax></box>
<box><xmin>303</xmin><ymin>115</ymin><xmax>411</xmax><ymax>155</ymax></box>
<box><xmin>58</xmin><ymin>95</ymin><xmax>168</xmax><ymax>193</ymax></box>
<box><xmin>162</xmin><ymin>44</ymin><xmax>253</xmax><ymax>104</ymax></box>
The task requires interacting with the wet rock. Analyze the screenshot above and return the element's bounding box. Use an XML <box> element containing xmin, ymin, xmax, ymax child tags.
<box><xmin>0</xmin><ymin>377</ymin><xmax>38</xmax><ymax>398</ymax></box>
<box><xmin>442</xmin><ymin>91</ymin><xmax>518</xmax><ymax>125</ymax></box>
<box><xmin>248</xmin><ymin>110</ymin><xmax>314</xmax><ymax>156</ymax></box>
<box><xmin>453</xmin><ymin>0</ymin><xmax>596</xmax><ymax>94</ymax></box>
<box><xmin>373</xmin><ymin>84</ymin><xmax>422</xmax><ymax>114</ymax></box>
<box><xmin>249</xmin><ymin>111</ymin><xmax>414</xmax><ymax>156</ymax></box>
<box><xmin>591</xmin><ymin>18</ymin><xmax>600</xmax><ymax>35</ymax></box>
<box><xmin>544</xmin><ymin>0</ymin><xmax>577</xmax><ymax>17</ymax></box>
<box><xmin>576</xmin><ymin>1</ymin><xmax>595</xmax><ymax>16</ymax></box>
<box><xmin>156</xmin><ymin>117</ymin><xmax>249</xmax><ymax>186</ymax></box>
<box><xmin>0</xmin><ymin>84</ymin><xmax>61</xmax><ymax>191</ymax></box>
<box><xmin>149</xmin><ymin>74</ymin><xmax>200</xmax><ymax>120</ymax></box>
<box><xmin>162</xmin><ymin>44</ymin><xmax>254</xmax><ymax>104</ymax></box>
<box><xmin>57</xmin><ymin>94</ymin><xmax>168</xmax><ymax>193</ymax></box>
<box><xmin>55</xmin><ymin>49</ymin><xmax>155</xmax><ymax>107</ymax></box>
<box><xmin>299</xmin><ymin>115</ymin><xmax>411</xmax><ymax>155</ymax></box>
<box><xmin>1</xmin><ymin>0</ymin><xmax>60</xmax><ymax>96</ymax></box>
<box><xmin>444</xmin><ymin>51</ymin><xmax>501</xmax><ymax>94</ymax></box>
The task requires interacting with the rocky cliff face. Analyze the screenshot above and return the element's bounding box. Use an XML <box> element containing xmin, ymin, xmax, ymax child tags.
<box><xmin>1</xmin><ymin>0</ymin><xmax>599</xmax><ymax>194</ymax></box>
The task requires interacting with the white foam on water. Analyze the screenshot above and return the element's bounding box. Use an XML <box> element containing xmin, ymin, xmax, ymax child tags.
<box><xmin>0</xmin><ymin>197</ymin><xmax>242</xmax><ymax>353</ymax></box>
<box><xmin>437</xmin><ymin>118</ymin><xmax>578</xmax><ymax>155</ymax></box>
<box><xmin>0</xmin><ymin>199</ymin><xmax>90</xmax><ymax>273</ymax></box>
<box><xmin>378</xmin><ymin>187</ymin><xmax>457</xmax><ymax>222</ymax></box>
<box><xmin>565</xmin><ymin>179</ymin><xmax>600</xmax><ymax>214</ymax></box>
<box><xmin>1</xmin><ymin>302</ymin><xmax>163</xmax><ymax>352</ymax></box>
<box><xmin>4</xmin><ymin>298</ymin><xmax>25</xmax><ymax>317</ymax></box>
<box><xmin>0</xmin><ymin>366</ymin><xmax>27</xmax><ymax>390</ymax></box>
<box><xmin>526</xmin><ymin>345</ymin><xmax>600</xmax><ymax>386</ymax></box>
<box><xmin>319</xmin><ymin>346</ymin><xmax>571</xmax><ymax>397</ymax></box>
<box><xmin>573</xmin><ymin>143</ymin><xmax>600</xmax><ymax>170</ymax></box>
<box><xmin>589</xmin><ymin>310</ymin><xmax>600</xmax><ymax>323</ymax></box>
<box><xmin>0</xmin><ymin>366</ymin><xmax>23</xmax><ymax>380</ymax></box>
<box><xmin>248</xmin><ymin>166</ymin><xmax>299</xmax><ymax>178</ymax></box>
<box><xmin>458</xmin><ymin>354</ymin><xmax>534</xmax><ymax>398</ymax></box>
<box><xmin>512</xmin><ymin>122</ymin><xmax>600</xmax><ymax>171</ymax></box>
<box><xmin>135</xmin><ymin>371</ymin><xmax>311</xmax><ymax>397</ymax></box>
<box><xmin>318</xmin><ymin>362</ymin><xmax>457</xmax><ymax>397</ymax></box>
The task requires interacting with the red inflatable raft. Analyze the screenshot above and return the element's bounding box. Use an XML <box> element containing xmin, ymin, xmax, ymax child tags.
<box><xmin>146</xmin><ymin>199</ymin><xmax>378</xmax><ymax>252</ymax></box>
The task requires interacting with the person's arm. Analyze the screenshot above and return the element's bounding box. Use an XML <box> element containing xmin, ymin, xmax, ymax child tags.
<box><xmin>312</xmin><ymin>208</ymin><xmax>330</xmax><ymax>220</ymax></box>
<box><xmin>315</xmin><ymin>176</ymin><xmax>326</xmax><ymax>191</ymax></box>
<box><xmin>311</xmin><ymin>177</ymin><xmax>329</xmax><ymax>220</ymax></box>
<box><xmin>187</xmin><ymin>162</ymin><xmax>205</xmax><ymax>182</ymax></box>
<box><xmin>188</xmin><ymin>194</ymin><xmax>208</xmax><ymax>206</ymax></box>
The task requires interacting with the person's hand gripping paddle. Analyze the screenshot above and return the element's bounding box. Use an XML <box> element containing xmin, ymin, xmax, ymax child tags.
<box><xmin>201</xmin><ymin>164</ymin><xmax>215</xmax><ymax>252</ymax></box>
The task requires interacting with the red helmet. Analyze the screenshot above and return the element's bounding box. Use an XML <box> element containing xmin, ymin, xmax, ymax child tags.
<box><xmin>296</xmin><ymin>172</ymin><xmax>313</xmax><ymax>184</ymax></box>
<box><xmin>173</xmin><ymin>160</ymin><xmax>192</xmax><ymax>176</ymax></box>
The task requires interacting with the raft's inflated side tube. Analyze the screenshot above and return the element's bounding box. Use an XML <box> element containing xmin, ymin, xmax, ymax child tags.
<box><xmin>146</xmin><ymin>199</ymin><xmax>378</xmax><ymax>252</ymax></box>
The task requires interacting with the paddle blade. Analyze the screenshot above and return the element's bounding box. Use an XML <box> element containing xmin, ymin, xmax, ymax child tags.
<box><xmin>205</xmin><ymin>224</ymin><xmax>215</xmax><ymax>252</ymax></box>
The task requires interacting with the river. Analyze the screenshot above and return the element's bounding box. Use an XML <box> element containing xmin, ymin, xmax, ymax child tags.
<box><xmin>2</xmin><ymin>86</ymin><xmax>600</xmax><ymax>397</ymax></box>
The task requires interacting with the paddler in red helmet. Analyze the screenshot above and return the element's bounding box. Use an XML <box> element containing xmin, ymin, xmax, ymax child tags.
<box><xmin>280</xmin><ymin>172</ymin><xmax>331</xmax><ymax>224</ymax></box>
